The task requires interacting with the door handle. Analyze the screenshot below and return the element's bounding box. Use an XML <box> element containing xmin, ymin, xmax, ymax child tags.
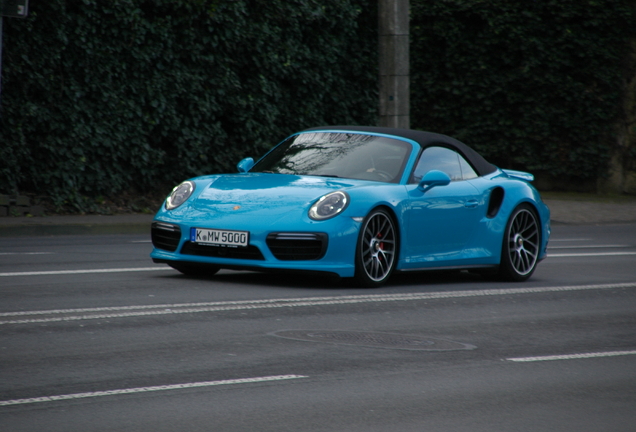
<box><xmin>464</xmin><ymin>200</ymin><xmax>479</xmax><ymax>208</ymax></box>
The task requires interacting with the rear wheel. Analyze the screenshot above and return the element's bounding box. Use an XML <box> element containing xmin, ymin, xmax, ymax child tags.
<box><xmin>168</xmin><ymin>262</ymin><xmax>220</xmax><ymax>277</ymax></box>
<box><xmin>353</xmin><ymin>208</ymin><xmax>398</xmax><ymax>288</ymax></box>
<box><xmin>498</xmin><ymin>204</ymin><xmax>540</xmax><ymax>281</ymax></box>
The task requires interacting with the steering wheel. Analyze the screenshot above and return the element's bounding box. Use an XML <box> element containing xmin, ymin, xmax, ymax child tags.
<box><xmin>373</xmin><ymin>170</ymin><xmax>393</xmax><ymax>181</ymax></box>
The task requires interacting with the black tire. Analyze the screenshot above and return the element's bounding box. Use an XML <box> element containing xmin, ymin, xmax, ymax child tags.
<box><xmin>497</xmin><ymin>204</ymin><xmax>541</xmax><ymax>282</ymax></box>
<box><xmin>168</xmin><ymin>262</ymin><xmax>220</xmax><ymax>277</ymax></box>
<box><xmin>353</xmin><ymin>208</ymin><xmax>398</xmax><ymax>288</ymax></box>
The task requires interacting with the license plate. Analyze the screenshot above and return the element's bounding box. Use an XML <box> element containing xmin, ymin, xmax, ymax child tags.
<box><xmin>191</xmin><ymin>228</ymin><xmax>249</xmax><ymax>247</ymax></box>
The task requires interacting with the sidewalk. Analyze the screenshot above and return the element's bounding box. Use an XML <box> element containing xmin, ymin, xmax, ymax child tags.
<box><xmin>0</xmin><ymin>198</ymin><xmax>635</xmax><ymax>237</ymax></box>
<box><xmin>546</xmin><ymin>199</ymin><xmax>636</xmax><ymax>225</ymax></box>
<box><xmin>0</xmin><ymin>213</ymin><xmax>154</xmax><ymax>236</ymax></box>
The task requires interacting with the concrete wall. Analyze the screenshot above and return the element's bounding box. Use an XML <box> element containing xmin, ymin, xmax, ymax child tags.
<box><xmin>600</xmin><ymin>37</ymin><xmax>636</xmax><ymax>195</ymax></box>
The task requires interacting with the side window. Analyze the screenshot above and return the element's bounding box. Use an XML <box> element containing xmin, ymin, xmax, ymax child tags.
<box><xmin>412</xmin><ymin>146</ymin><xmax>463</xmax><ymax>183</ymax></box>
<box><xmin>459</xmin><ymin>155</ymin><xmax>478</xmax><ymax>180</ymax></box>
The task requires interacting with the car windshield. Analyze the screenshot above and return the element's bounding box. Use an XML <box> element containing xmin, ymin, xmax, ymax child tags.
<box><xmin>251</xmin><ymin>132</ymin><xmax>412</xmax><ymax>183</ymax></box>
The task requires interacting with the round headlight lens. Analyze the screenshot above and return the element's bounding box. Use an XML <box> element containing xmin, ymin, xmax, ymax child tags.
<box><xmin>309</xmin><ymin>191</ymin><xmax>349</xmax><ymax>220</ymax></box>
<box><xmin>165</xmin><ymin>181</ymin><xmax>195</xmax><ymax>210</ymax></box>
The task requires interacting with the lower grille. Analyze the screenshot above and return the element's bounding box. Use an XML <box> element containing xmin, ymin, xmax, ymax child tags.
<box><xmin>180</xmin><ymin>241</ymin><xmax>265</xmax><ymax>260</ymax></box>
<box><xmin>151</xmin><ymin>222</ymin><xmax>181</xmax><ymax>252</ymax></box>
<box><xmin>266</xmin><ymin>232</ymin><xmax>328</xmax><ymax>261</ymax></box>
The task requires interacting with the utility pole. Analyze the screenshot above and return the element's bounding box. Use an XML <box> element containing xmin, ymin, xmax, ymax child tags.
<box><xmin>378</xmin><ymin>0</ymin><xmax>409</xmax><ymax>129</ymax></box>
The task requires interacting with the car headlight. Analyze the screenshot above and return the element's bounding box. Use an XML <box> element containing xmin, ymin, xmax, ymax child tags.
<box><xmin>309</xmin><ymin>191</ymin><xmax>349</xmax><ymax>220</ymax></box>
<box><xmin>165</xmin><ymin>181</ymin><xmax>195</xmax><ymax>210</ymax></box>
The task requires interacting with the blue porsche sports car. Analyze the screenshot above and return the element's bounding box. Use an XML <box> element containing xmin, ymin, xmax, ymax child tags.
<box><xmin>151</xmin><ymin>126</ymin><xmax>550</xmax><ymax>287</ymax></box>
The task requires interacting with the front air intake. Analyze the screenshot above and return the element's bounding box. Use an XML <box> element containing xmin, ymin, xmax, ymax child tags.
<box><xmin>266</xmin><ymin>232</ymin><xmax>328</xmax><ymax>261</ymax></box>
<box><xmin>151</xmin><ymin>222</ymin><xmax>181</xmax><ymax>252</ymax></box>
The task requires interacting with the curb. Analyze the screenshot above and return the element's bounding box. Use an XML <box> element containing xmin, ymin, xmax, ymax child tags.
<box><xmin>0</xmin><ymin>214</ymin><xmax>154</xmax><ymax>237</ymax></box>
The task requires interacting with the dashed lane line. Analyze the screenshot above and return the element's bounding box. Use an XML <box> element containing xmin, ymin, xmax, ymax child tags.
<box><xmin>548</xmin><ymin>244</ymin><xmax>630</xmax><ymax>249</ymax></box>
<box><xmin>0</xmin><ymin>375</ymin><xmax>308</xmax><ymax>407</ymax></box>
<box><xmin>0</xmin><ymin>252</ymin><xmax>55</xmax><ymax>255</ymax></box>
<box><xmin>1</xmin><ymin>282</ymin><xmax>634</xmax><ymax>325</ymax></box>
<box><xmin>548</xmin><ymin>252</ymin><xmax>636</xmax><ymax>257</ymax></box>
<box><xmin>2</xmin><ymin>247</ymin><xmax>636</xmax><ymax>277</ymax></box>
<box><xmin>507</xmin><ymin>350</ymin><xmax>636</xmax><ymax>362</ymax></box>
<box><xmin>0</xmin><ymin>267</ymin><xmax>173</xmax><ymax>277</ymax></box>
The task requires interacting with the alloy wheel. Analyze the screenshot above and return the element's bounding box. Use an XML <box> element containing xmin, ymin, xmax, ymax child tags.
<box><xmin>360</xmin><ymin>210</ymin><xmax>397</xmax><ymax>283</ymax></box>
<box><xmin>506</xmin><ymin>208</ymin><xmax>539</xmax><ymax>276</ymax></box>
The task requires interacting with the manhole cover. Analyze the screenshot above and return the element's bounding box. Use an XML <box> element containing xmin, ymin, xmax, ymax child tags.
<box><xmin>272</xmin><ymin>330</ymin><xmax>476</xmax><ymax>351</ymax></box>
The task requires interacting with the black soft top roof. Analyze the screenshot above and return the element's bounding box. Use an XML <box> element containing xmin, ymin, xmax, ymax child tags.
<box><xmin>303</xmin><ymin>125</ymin><xmax>497</xmax><ymax>177</ymax></box>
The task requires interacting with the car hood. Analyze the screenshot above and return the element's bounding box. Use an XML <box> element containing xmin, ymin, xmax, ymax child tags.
<box><xmin>188</xmin><ymin>173</ymin><xmax>360</xmax><ymax>219</ymax></box>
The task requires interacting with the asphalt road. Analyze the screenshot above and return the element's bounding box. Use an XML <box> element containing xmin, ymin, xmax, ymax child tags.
<box><xmin>1</xmin><ymin>223</ymin><xmax>635</xmax><ymax>431</ymax></box>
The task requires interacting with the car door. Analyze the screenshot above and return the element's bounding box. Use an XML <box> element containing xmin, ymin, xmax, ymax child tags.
<box><xmin>402</xmin><ymin>146</ymin><xmax>485</xmax><ymax>267</ymax></box>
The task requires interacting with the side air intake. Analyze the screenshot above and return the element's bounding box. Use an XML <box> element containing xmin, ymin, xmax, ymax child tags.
<box><xmin>487</xmin><ymin>187</ymin><xmax>504</xmax><ymax>218</ymax></box>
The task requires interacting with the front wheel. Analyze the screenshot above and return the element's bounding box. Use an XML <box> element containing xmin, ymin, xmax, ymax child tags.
<box><xmin>353</xmin><ymin>208</ymin><xmax>398</xmax><ymax>288</ymax></box>
<box><xmin>498</xmin><ymin>204</ymin><xmax>540</xmax><ymax>281</ymax></box>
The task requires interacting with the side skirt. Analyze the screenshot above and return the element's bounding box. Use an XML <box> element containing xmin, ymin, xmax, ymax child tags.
<box><xmin>396</xmin><ymin>264</ymin><xmax>499</xmax><ymax>273</ymax></box>
<box><xmin>153</xmin><ymin>258</ymin><xmax>341</xmax><ymax>278</ymax></box>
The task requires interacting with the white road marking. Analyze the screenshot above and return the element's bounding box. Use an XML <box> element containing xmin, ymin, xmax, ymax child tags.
<box><xmin>0</xmin><ymin>252</ymin><xmax>55</xmax><ymax>255</ymax></box>
<box><xmin>0</xmin><ymin>267</ymin><xmax>173</xmax><ymax>277</ymax></box>
<box><xmin>0</xmin><ymin>375</ymin><xmax>308</xmax><ymax>407</ymax></box>
<box><xmin>549</xmin><ymin>252</ymin><xmax>636</xmax><ymax>257</ymax></box>
<box><xmin>549</xmin><ymin>238</ymin><xmax>590</xmax><ymax>242</ymax></box>
<box><xmin>131</xmin><ymin>240</ymin><xmax>152</xmax><ymax>243</ymax></box>
<box><xmin>1</xmin><ymin>282</ymin><xmax>634</xmax><ymax>325</ymax></box>
<box><xmin>3</xmin><ymin>245</ymin><xmax>636</xmax><ymax>277</ymax></box>
<box><xmin>507</xmin><ymin>350</ymin><xmax>636</xmax><ymax>362</ymax></box>
<box><xmin>549</xmin><ymin>244</ymin><xmax>629</xmax><ymax>249</ymax></box>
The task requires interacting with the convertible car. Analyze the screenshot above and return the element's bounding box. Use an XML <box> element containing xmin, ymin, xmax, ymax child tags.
<box><xmin>151</xmin><ymin>126</ymin><xmax>550</xmax><ymax>287</ymax></box>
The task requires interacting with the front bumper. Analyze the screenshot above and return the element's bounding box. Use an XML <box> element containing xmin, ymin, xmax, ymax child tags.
<box><xmin>150</xmin><ymin>217</ymin><xmax>361</xmax><ymax>278</ymax></box>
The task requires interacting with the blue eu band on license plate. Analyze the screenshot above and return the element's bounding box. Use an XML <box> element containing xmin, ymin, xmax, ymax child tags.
<box><xmin>191</xmin><ymin>228</ymin><xmax>249</xmax><ymax>247</ymax></box>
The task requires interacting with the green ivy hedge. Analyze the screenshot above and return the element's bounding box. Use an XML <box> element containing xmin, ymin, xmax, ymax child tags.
<box><xmin>0</xmin><ymin>0</ymin><xmax>377</xmax><ymax>210</ymax></box>
<box><xmin>0</xmin><ymin>0</ymin><xmax>633</xmax><ymax>211</ymax></box>
<box><xmin>410</xmin><ymin>0</ymin><xmax>635</xmax><ymax>183</ymax></box>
